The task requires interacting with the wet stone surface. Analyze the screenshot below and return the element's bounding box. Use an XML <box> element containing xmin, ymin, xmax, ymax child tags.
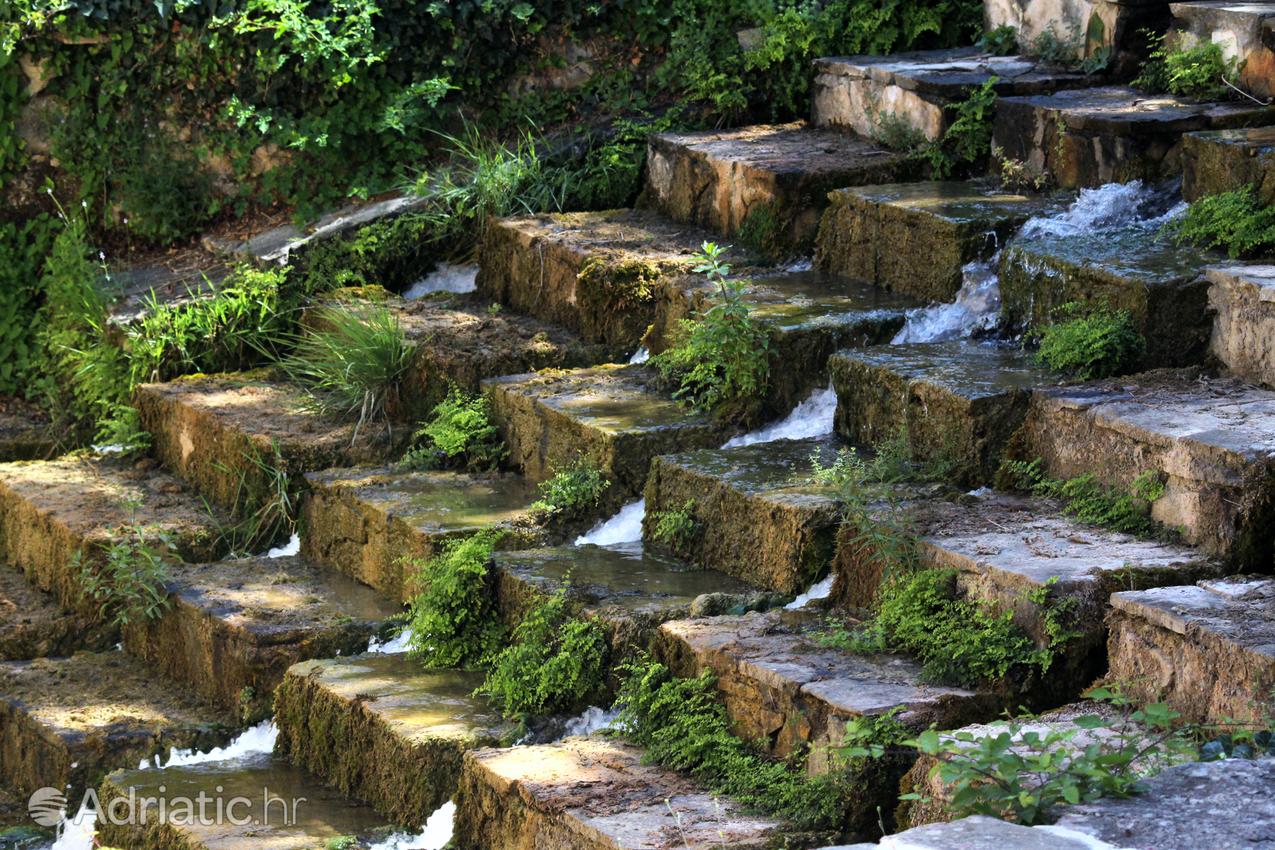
<box><xmin>274</xmin><ymin>654</ymin><xmax>514</xmax><ymax>827</ymax></box>
<box><xmin>98</xmin><ymin>751</ymin><xmax>397</xmax><ymax>850</ymax></box>
<box><xmin>0</xmin><ymin>652</ymin><xmax>234</xmax><ymax>800</ymax></box>
<box><xmin>0</xmin><ymin>397</ymin><xmax>55</xmax><ymax>462</ymax></box>
<box><xmin>1206</xmin><ymin>263</ymin><xmax>1275</xmax><ymax>388</ymax></box>
<box><xmin>1107</xmin><ymin>576</ymin><xmax>1275</xmax><ymax>724</ymax></box>
<box><xmin>815</xmin><ymin>180</ymin><xmax>1068</xmax><ymax>302</ymax></box>
<box><xmin>1183</xmin><ymin>125</ymin><xmax>1275</xmax><ymax>203</ymax></box>
<box><xmin>453</xmin><ymin>735</ymin><xmax>810</xmax><ymax>850</ymax></box>
<box><xmin>0</xmin><ymin>568</ymin><xmax>114</xmax><ymax>660</ymax></box>
<box><xmin>829</xmin><ymin>342</ymin><xmax>1056</xmax><ymax>485</ymax></box>
<box><xmin>122</xmin><ymin>555</ymin><xmax>402</xmax><ymax>721</ymax></box>
<box><xmin>644</xmin><ymin>122</ymin><xmax>910</xmax><ymax>252</ymax></box>
<box><xmin>301</xmin><ymin>466</ymin><xmax>544</xmax><ymax>604</ymax></box>
<box><xmin>838</xmin><ymin>815</ymin><xmax>1128</xmax><ymax>849</ymax></box>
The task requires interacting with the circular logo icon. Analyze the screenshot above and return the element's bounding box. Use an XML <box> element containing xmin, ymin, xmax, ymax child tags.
<box><xmin>27</xmin><ymin>787</ymin><xmax>67</xmax><ymax>827</ymax></box>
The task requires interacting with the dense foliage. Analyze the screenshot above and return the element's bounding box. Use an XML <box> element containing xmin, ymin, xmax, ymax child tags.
<box><xmin>1000</xmin><ymin>458</ymin><xmax>1166</xmax><ymax>537</ymax></box>
<box><xmin>406</xmin><ymin>530</ymin><xmax>506</xmax><ymax>669</ymax></box>
<box><xmin>402</xmin><ymin>387</ymin><xmax>507</xmax><ymax>472</ymax></box>
<box><xmin>1034</xmin><ymin>305</ymin><xmax>1145</xmax><ymax>380</ymax></box>
<box><xmin>1171</xmin><ymin>187</ymin><xmax>1275</xmax><ymax>259</ymax></box>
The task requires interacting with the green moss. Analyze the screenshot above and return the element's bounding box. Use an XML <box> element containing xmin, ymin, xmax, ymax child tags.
<box><xmin>297</xmin><ymin>213</ymin><xmax>434</xmax><ymax>296</ymax></box>
<box><xmin>736</xmin><ymin>202</ymin><xmax>783</xmax><ymax>259</ymax></box>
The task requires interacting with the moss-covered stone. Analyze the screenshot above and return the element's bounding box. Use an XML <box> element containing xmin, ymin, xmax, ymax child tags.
<box><xmin>0</xmin><ymin>397</ymin><xmax>55</xmax><ymax>462</ymax></box>
<box><xmin>815</xmin><ymin>181</ymin><xmax>1066</xmax><ymax>302</ymax></box>
<box><xmin>301</xmin><ymin>466</ymin><xmax>544</xmax><ymax>603</ymax></box>
<box><xmin>274</xmin><ymin>655</ymin><xmax>514</xmax><ymax>827</ymax></box>
<box><xmin>1206</xmin><ymin>264</ymin><xmax>1275</xmax><ymax>389</ymax></box>
<box><xmin>0</xmin><ymin>652</ymin><xmax>233</xmax><ymax>801</ymax></box>
<box><xmin>1183</xmin><ymin>126</ymin><xmax>1275</xmax><ymax>204</ymax></box>
<box><xmin>828</xmin><ymin>342</ymin><xmax>1055</xmax><ymax>486</ymax></box>
<box><xmin>0</xmin><ymin>568</ymin><xmax>113</xmax><ymax>660</ymax></box>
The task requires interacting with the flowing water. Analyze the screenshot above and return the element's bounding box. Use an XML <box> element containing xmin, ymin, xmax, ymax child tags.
<box><xmin>266</xmin><ymin>533</ymin><xmax>301</xmax><ymax>558</ymax></box>
<box><xmin>563</xmin><ymin>706</ymin><xmax>620</xmax><ymax>736</ymax></box>
<box><xmin>368</xmin><ymin>802</ymin><xmax>456</xmax><ymax>850</ymax></box>
<box><xmin>143</xmin><ymin>720</ymin><xmax>279</xmax><ymax>769</ymax></box>
<box><xmin>575</xmin><ymin>499</ymin><xmax>646</xmax><ymax>545</ymax></box>
<box><xmin>891</xmin><ymin>258</ymin><xmax>1002</xmax><ymax>344</ymax></box>
<box><xmin>404</xmin><ymin>264</ymin><xmax>478</xmax><ymax>298</ymax></box>
<box><xmin>368</xmin><ymin>627</ymin><xmax>415</xmax><ymax>654</ymax></box>
<box><xmin>628</xmin><ymin>347</ymin><xmax>650</xmax><ymax>364</ymax></box>
<box><xmin>723</xmin><ymin>385</ymin><xmax>837</xmax><ymax>448</ymax></box>
<box><xmin>784</xmin><ymin>574</ymin><xmax>836</xmax><ymax>610</ymax></box>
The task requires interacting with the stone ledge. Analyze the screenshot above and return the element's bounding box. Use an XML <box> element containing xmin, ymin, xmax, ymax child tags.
<box><xmin>0</xmin><ymin>397</ymin><xmax>55</xmax><ymax>462</ymax></box>
<box><xmin>0</xmin><ymin>568</ymin><xmax>113</xmax><ymax>660</ymax></box>
<box><xmin>1183</xmin><ymin>126</ymin><xmax>1275</xmax><ymax>203</ymax></box>
<box><xmin>1206</xmin><ymin>263</ymin><xmax>1275</xmax><ymax>388</ymax></box>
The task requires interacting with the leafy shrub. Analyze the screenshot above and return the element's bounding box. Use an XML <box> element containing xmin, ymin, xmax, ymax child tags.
<box><xmin>650</xmin><ymin>500</ymin><xmax>699</xmax><ymax>548</ymax></box>
<box><xmin>113</xmin><ymin>139</ymin><xmax>216</xmax><ymax>245</ymax></box>
<box><xmin>530</xmin><ymin>457</ymin><xmax>608</xmax><ymax>519</ymax></box>
<box><xmin>73</xmin><ymin>502</ymin><xmax>174</xmax><ymax>627</ymax></box>
<box><xmin>1135</xmin><ymin>37</ymin><xmax>1238</xmax><ymax>99</ymax></box>
<box><xmin>0</xmin><ymin>216</ymin><xmax>57</xmax><ymax>395</ymax></box>
<box><xmin>401</xmin><ymin>387</ymin><xmax>506</xmax><ymax>472</ymax></box>
<box><xmin>1033</xmin><ymin>305</ymin><xmax>1145</xmax><ymax>380</ymax></box>
<box><xmin>1170</xmin><ymin>187</ymin><xmax>1275</xmax><ymax>259</ymax></box>
<box><xmin>924</xmin><ymin>79</ymin><xmax>998</xmax><ymax>179</ymax></box>
<box><xmin>651</xmin><ymin>242</ymin><xmax>770</xmax><ymax>419</ymax></box>
<box><xmin>406</xmin><ymin>530</ymin><xmax>505</xmax><ymax>669</ymax></box>
<box><xmin>480</xmin><ymin>585</ymin><xmax>608</xmax><ymax>719</ymax></box>
<box><xmin>1000</xmin><ymin>458</ymin><xmax>1165</xmax><ymax>537</ymax></box>
<box><xmin>978</xmin><ymin>25</ymin><xmax>1018</xmax><ymax>56</ymax></box>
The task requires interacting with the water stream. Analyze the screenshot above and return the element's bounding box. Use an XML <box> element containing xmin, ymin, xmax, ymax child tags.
<box><xmin>575</xmin><ymin>498</ymin><xmax>646</xmax><ymax>545</ymax></box>
<box><xmin>368</xmin><ymin>801</ymin><xmax>456</xmax><ymax>850</ymax></box>
<box><xmin>404</xmin><ymin>263</ymin><xmax>478</xmax><ymax>298</ymax></box>
<box><xmin>723</xmin><ymin>384</ymin><xmax>837</xmax><ymax>448</ymax></box>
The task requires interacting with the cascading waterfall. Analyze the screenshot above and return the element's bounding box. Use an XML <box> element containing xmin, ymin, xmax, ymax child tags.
<box><xmin>891</xmin><ymin>256</ymin><xmax>1002</xmax><ymax>344</ymax></box>
<box><xmin>266</xmin><ymin>533</ymin><xmax>301</xmax><ymax>558</ymax></box>
<box><xmin>404</xmin><ymin>264</ymin><xmax>478</xmax><ymax>298</ymax></box>
<box><xmin>723</xmin><ymin>384</ymin><xmax>837</xmax><ymax>448</ymax></box>
<box><xmin>576</xmin><ymin>499</ymin><xmax>646</xmax><ymax>545</ymax></box>
<box><xmin>368</xmin><ymin>801</ymin><xmax>457</xmax><ymax>850</ymax></box>
<box><xmin>563</xmin><ymin>706</ymin><xmax>620</xmax><ymax>736</ymax></box>
<box><xmin>142</xmin><ymin>719</ymin><xmax>279</xmax><ymax>769</ymax></box>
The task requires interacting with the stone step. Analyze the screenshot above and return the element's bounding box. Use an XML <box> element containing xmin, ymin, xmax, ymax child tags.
<box><xmin>1107</xmin><ymin>576</ymin><xmax>1275</xmax><ymax>724</ymax></box>
<box><xmin>0</xmin><ymin>568</ymin><xmax>113</xmax><ymax>660</ymax></box>
<box><xmin>135</xmin><ymin>373</ymin><xmax>400</xmax><ymax>517</ymax></box>
<box><xmin>274</xmin><ymin>653</ymin><xmax>514</xmax><ymax>827</ymax></box>
<box><xmin>814</xmin><ymin>179</ymin><xmax>1066</xmax><ymax>302</ymax></box>
<box><xmin>992</xmin><ymin>86</ymin><xmax>1275</xmax><ymax>189</ymax></box>
<box><xmin>834</xmin><ymin>491</ymin><xmax>1218</xmax><ymax>696</ymax></box>
<box><xmin>97</xmin><ymin>751</ymin><xmax>399</xmax><ymax>850</ymax></box>
<box><xmin>1015</xmin><ymin>369</ymin><xmax>1275</xmax><ymax>562</ymax></box>
<box><xmin>1000</xmin><ymin>216</ymin><xmax>1219</xmax><ymax>370</ymax></box>
<box><xmin>643</xmin><ymin>436</ymin><xmax>847</xmax><ymax>594</ymax></box>
<box><xmin>985</xmin><ymin>0</ymin><xmax>1170</xmax><ymax>77</ymax></box>
<box><xmin>1207</xmin><ymin>264</ymin><xmax>1275</xmax><ymax>388</ymax></box>
<box><xmin>121</xmin><ymin>554</ymin><xmax>401</xmax><ymax>722</ymax></box>
<box><xmin>0</xmin><ymin>456</ymin><xmax>230</xmax><ymax>618</ymax></box>
<box><xmin>0</xmin><ymin>397</ymin><xmax>54</xmax><ymax>462</ymax></box>
<box><xmin>484</xmin><ymin>364</ymin><xmax>731</xmax><ymax>503</ymax></box>
<box><xmin>643</xmin><ymin>122</ymin><xmax>911</xmax><ymax>254</ymax></box>
<box><xmin>0</xmin><ymin>652</ymin><xmax>234</xmax><ymax>801</ymax></box>
<box><xmin>1183</xmin><ymin>126</ymin><xmax>1275</xmax><ymax>202</ymax></box>
<box><xmin>492</xmin><ymin>542</ymin><xmax>772</xmax><ymax>656</ymax></box>
<box><xmin>812</xmin><ymin>48</ymin><xmax>1096</xmax><ymax>142</ymax></box>
<box><xmin>829</xmin><ymin>342</ymin><xmax>1057</xmax><ymax>486</ymax></box>
<box><xmin>453</xmin><ymin>735</ymin><xmax>806</xmax><ymax>850</ymax></box>
<box><xmin>654</xmin><ymin>610</ymin><xmax>1000</xmax><ymax>835</ymax></box>
<box><xmin>301</xmin><ymin>466</ymin><xmax>544</xmax><ymax>603</ymax></box>
<box><xmin>1170</xmin><ymin>1</ymin><xmax>1275</xmax><ymax>100</ymax></box>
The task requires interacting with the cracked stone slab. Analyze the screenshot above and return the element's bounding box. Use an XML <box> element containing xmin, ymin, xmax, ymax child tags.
<box><xmin>0</xmin><ymin>652</ymin><xmax>234</xmax><ymax>801</ymax></box>
<box><xmin>992</xmin><ymin>86</ymin><xmax>1275</xmax><ymax>188</ymax></box>
<box><xmin>813</xmin><ymin>48</ymin><xmax>1096</xmax><ymax>141</ymax></box>
<box><xmin>1170</xmin><ymin>1</ymin><xmax>1275</xmax><ymax>100</ymax></box>
<box><xmin>1183</xmin><ymin>126</ymin><xmax>1275</xmax><ymax>204</ymax></box>
<box><xmin>453</xmin><ymin>736</ymin><xmax>814</xmax><ymax>850</ymax></box>
<box><xmin>829</xmin><ymin>342</ymin><xmax>1058</xmax><ymax>486</ymax></box>
<box><xmin>644</xmin><ymin>122</ymin><xmax>911</xmax><ymax>253</ymax></box>
<box><xmin>1206</xmin><ymin>263</ymin><xmax>1275</xmax><ymax>389</ymax></box>
<box><xmin>0</xmin><ymin>396</ymin><xmax>55</xmax><ymax>462</ymax></box>
<box><xmin>274</xmin><ymin>654</ymin><xmax>515</xmax><ymax>827</ymax></box>
<box><xmin>121</xmin><ymin>554</ymin><xmax>401</xmax><ymax>722</ymax></box>
<box><xmin>301</xmin><ymin>466</ymin><xmax>544</xmax><ymax>604</ymax></box>
<box><xmin>1017</xmin><ymin>369</ymin><xmax>1275</xmax><ymax>561</ymax></box>
<box><xmin>1107</xmin><ymin>576</ymin><xmax>1275</xmax><ymax>724</ymax></box>
<box><xmin>814</xmin><ymin>179</ymin><xmax>1067</xmax><ymax>302</ymax></box>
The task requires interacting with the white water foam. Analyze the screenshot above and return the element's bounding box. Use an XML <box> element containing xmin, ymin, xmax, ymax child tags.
<box><xmin>404</xmin><ymin>264</ymin><xmax>478</xmax><ymax>298</ymax></box>
<box><xmin>142</xmin><ymin>720</ymin><xmax>279</xmax><ymax>769</ymax></box>
<box><xmin>628</xmin><ymin>347</ymin><xmax>650</xmax><ymax>365</ymax></box>
<box><xmin>575</xmin><ymin>499</ymin><xmax>645</xmax><ymax>546</ymax></box>
<box><xmin>563</xmin><ymin>706</ymin><xmax>620</xmax><ymax>736</ymax></box>
<box><xmin>1018</xmin><ymin>180</ymin><xmax>1174</xmax><ymax>240</ymax></box>
<box><xmin>368</xmin><ymin>627</ymin><xmax>414</xmax><ymax>654</ymax></box>
<box><xmin>722</xmin><ymin>385</ymin><xmax>836</xmax><ymax>449</ymax></box>
<box><xmin>785</xmin><ymin>574</ymin><xmax>835</xmax><ymax>610</ymax></box>
<box><xmin>48</xmin><ymin>801</ymin><xmax>97</xmax><ymax>850</ymax></box>
<box><xmin>891</xmin><ymin>257</ymin><xmax>1001</xmax><ymax>344</ymax></box>
<box><xmin>266</xmin><ymin>533</ymin><xmax>300</xmax><ymax>558</ymax></box>
<box><xmin>368</xmin><ymin>802</ymin><xmax>456</xmax><ymax>850</ymax></box>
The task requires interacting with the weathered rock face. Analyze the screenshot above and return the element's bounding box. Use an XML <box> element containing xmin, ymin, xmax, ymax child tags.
<box><xmin>644</xmin><ymin>123</ymin><xmax>910</xmax><ymax>254</ymax></box>
<box><xmin>1182</xmin><ymin>126</ymin><xmax>1275</xmax><ymax>203</ymax></box>
<box><xmin>984</xmin><ymin>0</ymin><xmax>1169</xmax><ymax>76</ymax></box>
<box><xmin>812</xmin><ymin>49</ymin><xmax>1094</xmax><ymax>142</ymax></box>
<box><xmin>121</xmin><ymin>555</ymin><xmax>401</xmax><ymax>721</ymax></box>
<box><xmin>840</xmin><ymin>814</ymin><xmax>1128</xmax><ymax>849</ymax></box>
<box><xmin>643</xmin><ymin>437</ymin><xmax>845</xmax><ymax>594</ymax></box>
<box><xmin>274</xmin><ymin>655</ymin><xmax>514</xmax><ymax>827</ymax></box>
<box><xmin>815</xmin><ymin>181</ymin><xmax>1066</xmax><ymax>303</ymax></box>
<box><xmin>999</xmin><ymin>224</ymin><xmax>1216</xmax><ymax>370</ymax></box>
<box><xmin>1170</xmin><ymin>1</ymin><xmax>1275</xmax><ymax>100</ymax></box>
<box><xmin>0</xmin><ymin>568</ymin><xmax>114</xmax><ymax>660</ymax></box>
<box><xmin>135</xmin><ymin>373</ymin><xmax>399</xmax><ymax>516</ymax></box>
<box><xmin>829</xmin><ymin>342</ymin><xmax>1055</xmax><ymax>486</ymax></box>
<box><xmin>97</xmin><ymin>751</ymin><xmax>397</xmax><ymax>850</ymax></box>
<box><xmin>301</xmin><ymin>466</ymin><xmax>544</xmax><ymax>604</ymax></box>
<box><xmin>0</xmin><ymin>456</ymin><xmax>229</xmax><ymax>618</ymax></box>
<box><xmin>453</xmin><ymin>736</ymin><xmax>808</xmax><ymax>850</ymax></box>
<box><xmin>1015</xmin><ymin>370</ymin><xmax>1275</xmax><ymax>562</ymax></box>
<box><xmin>1207</xmin><ymin>264</ymin><xmax>1275</xmax><ymax>388</ymax></box>
<box><xmin>484</xmin><ymin>364</ymin><xmax>730</xmax><ymax>502</ymax></box>
<box><xmin>1107</xmin><ymin>577</ymin><xmax>1275</xmax><ymax>724</ymax></box>
<box><xmin>0</xmin><ymin>652</ymin><xmax>233</xmax><ymax>800</ymax></box>
<box><xmin>0</xmin><ymin>398</ymin><xmax>55</xmax><ymax>462</ymax></box>
<box><xmin>992</xmin><ymin>86</ymin><xmax>1275</xmax><ymax>189</ymax></box>
<box><xmin>655</xmin><ymin>610</ymin><xmax>999</xmax><ymax>836</ymax></box>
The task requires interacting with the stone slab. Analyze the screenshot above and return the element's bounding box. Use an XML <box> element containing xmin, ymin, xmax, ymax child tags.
<box><xmin>1183</xmin><ymin>125</ymin><xmax>1275</xmax><ymax>203</ymax></box>
<box><xmin>230</xmin><ymin>192</ymin><xmax>426</xmax><ymax>268</ymax></box>
<box><xmin>453</xmin><ymin>736</ymin><xmax>804</xmax><ymax>850</ymax></box>
<box><xmin>1016</xmin><ymin>369</ymin><xmax>1275</xmax><ymax>561</ymax></box>
<box><xmin>484</xmin><ymin>364</ymin><xmax>730</xmax><ymax>501</ymax></box>
<box><xmin>121</xmin><ymin>555</ymin><xmax>401</xmax><ymax>721</ymax></box>
<box><xmin>993</xmin><ymin>86</ymin><xmax>1275</xmax><ymax>188</ymax></box>
<box><xmin>0</xmin><ymin>397</ymin><xmax>55</xmax><ymax>462</ymax></box>
<box><xmin>0</xmin><ymin>567</ymin><xmax>113</xmax><ymax>660</ymax></box>
<box><xmin>301</xmin><ymin>466</ymin><xmax>544</xmax><ymax>604</ymax></box>
<box><xmin>274</xmin><ymin>654</ymin><xmax>514</xmax><ymax>827</ymax></box>
<box><xmin>815</xmin><ymin>180</ymin><xmax>1067</xmax><ymax>302</ymax></box>
<box><xmin>829</xmin><ymin>342</ymin><xmax>1056</xmax><ymax>486</ymax></box>
<box><xmin>849</xmin><ymin>815</ymin><xmax>1124</xmax><ymax>849</ymax></box>
<box><xmin>97</xmin><ymin>751</ymin><xmax>397</xmax><ymax>850</ymax></box>
<box><xmin>1170</xmin><ymin>1</ymin><xmax>1275</xmax><ymax>99</ymax></box>
<box><xmin>1107</xmin><ymin>576</ymin><xmax>1275</xmax><ymax>723</ymax></box>
<box><xmin>1206</xmin><ymin>264</ymin><xmax>1275</xmax><ymax>387</ymax></box>
<box><xmin>985</xmin><ymin>0</ymin><xmax>1171</xmax><ymax>76</ymax></box>
<box><xmin>645</xmin><ymin>122</ymin><xmax>911</xmax><ymax>253</ymax></box>
<box><xmin>0</xmin><ymin>652</ymin><xmax>233</xmax><ymax>800</ymax></box>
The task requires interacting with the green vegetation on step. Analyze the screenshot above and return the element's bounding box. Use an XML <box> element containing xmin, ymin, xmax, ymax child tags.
<box><xmin>406</xmin><ymin>530</ymin><xmax>506</xmax><ymax>669</ymax></box>
<box><xmin>1170</xmin><ymin>187</ymin><xmax>1275</xmax><ymax>259</ymax></box>
<box><xmin>1032</xmin><ymin>303</ymin><xmax>1145</xmax><ymax>380</ymax></box>
<box><xmin>1135</xmin><ymin>35</ymin><xmax>1240</xmax><ymax>100</ymax></box>
<box><xmin>529</xmin><ymin>457</ymin><xmax>609</xmax><ymax>521</ymax></box>
<box><xmin>401</xmin><ymin>387</ymin><xmax>507</xmax><ymax>473</ymax></box>
<box><xmin>73</xmin><ymin>499</ymin><xmax>175</xmax><ymax>627</ymax></box>
<box><xmin>650</xmin><ymin>499</ymin><xmax>700</xmax><ymax>548</ymax></box>
<box><xmin>999</xmin><ymin>459</ymin><xmax>1167</xmax><ymax>538</ymax></box>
